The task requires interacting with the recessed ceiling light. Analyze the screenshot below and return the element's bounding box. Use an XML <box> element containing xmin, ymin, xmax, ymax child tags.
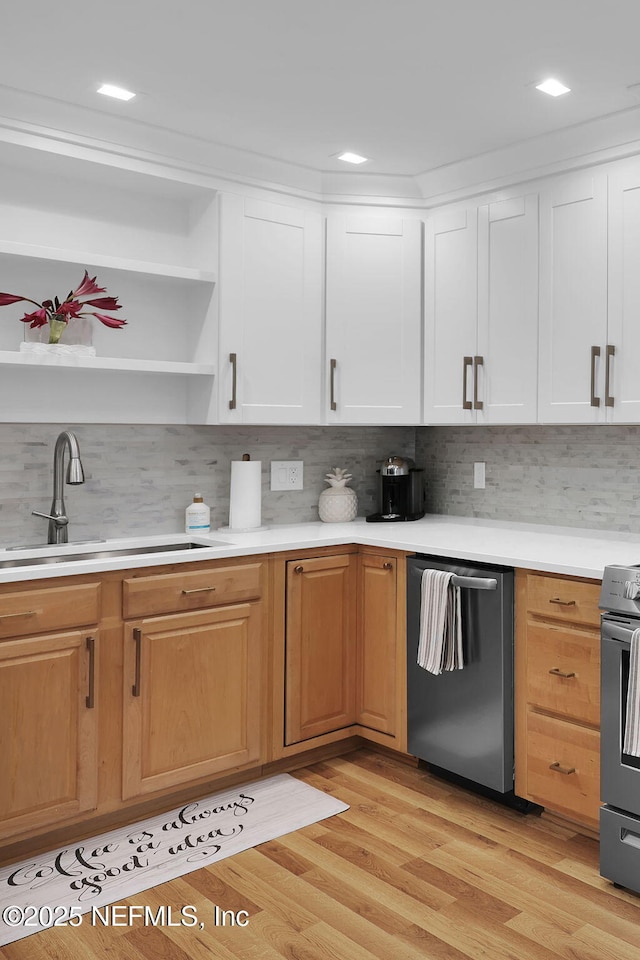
<box><xmin>335</xmin><ymin>151</ymin><xmax>370</xmax><ymax>165</ymax></box>
<box><xmin>97</xmin><ymin>83</ymin><xmax>136</xmax><ymax>102</ymax></box>
<box><xmin>536</xmin><ymin>78</ymin><xmax>571</xmax><ymax>97</ymax></box>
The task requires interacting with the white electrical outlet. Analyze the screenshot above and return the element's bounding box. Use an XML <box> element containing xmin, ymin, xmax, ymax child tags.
<box><xmin>270</xmin><ymin>460</ymin><xmax>304</xmax><ymax>491</ymax></box>
<box><xmin>473</xmin><ymin>461</ymin><xmax>486</xmax><ymax>489</ymax></box>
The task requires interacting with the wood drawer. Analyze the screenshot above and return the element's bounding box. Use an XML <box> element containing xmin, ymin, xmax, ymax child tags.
<box><xmin>526</xmin><ymin>574</ymin><xmax>601</xmax><ymax>628</ymax></box>
<box><xmin>525</xmin><ymin>710</ymin><xmax>600</xmax><ymax>826</ymax></box>
<box><xmin>0</xmin><ymin>581</ymin><xmax>101</xmax><ymax>640</ymax></box>
<box><xmin>123</xmin><ymin>562</ymin><xmax>264</xmax><ymax>618</ymax></box>
<box><xmin>526</xmin><ymin>622</ymin><xmax>600</xmax><ymax>726</ymax></box>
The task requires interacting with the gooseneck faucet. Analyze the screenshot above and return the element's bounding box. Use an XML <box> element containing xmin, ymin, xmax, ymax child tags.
<box><xmin>32</xmin><ymin>431</ymin><xmax>85</xmax><ymax>544</ymax></box>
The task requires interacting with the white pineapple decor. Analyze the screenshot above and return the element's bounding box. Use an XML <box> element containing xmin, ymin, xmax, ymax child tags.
<box><xmin>318</xmin><ymin>466</ymin><xmax>358</xmax><ymax>522</ymax></box>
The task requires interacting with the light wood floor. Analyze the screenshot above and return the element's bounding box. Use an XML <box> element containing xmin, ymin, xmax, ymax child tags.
<box><xmin>3</xmin><ymin>747</ymin><xmax>640</xmax><ymax>959</ymax></box>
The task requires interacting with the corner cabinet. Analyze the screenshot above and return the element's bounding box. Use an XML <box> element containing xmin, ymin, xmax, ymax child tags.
<box><xmin>325</xmin><ymin>214</ymin><xmax>422</xmax><ymax>424</ymax></box>
<box><xmin>424</xmin><ymin>193</ymin><xmax>538</xmax><ymax>425</ymax></box>
<box><xmin>0</xmin><ymin>140</ymin><xmax>218</xmax><ymax>424</ymax></box>
<box><xmin>217</xmin><ymin>194</ymin><xmax>322</xmax><ymax>424</ymax></box>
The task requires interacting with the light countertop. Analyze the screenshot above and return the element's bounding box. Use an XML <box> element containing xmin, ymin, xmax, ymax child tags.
<box><xmin>0</xmin><ymin>515</ymin><xmax>638</xmax><ymax>584</ymax></box>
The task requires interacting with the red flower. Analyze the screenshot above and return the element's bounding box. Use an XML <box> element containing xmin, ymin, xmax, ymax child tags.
<box><xmin>72</xmin><ymin>271</ymin><xmax>106</xmax><ymax>299</ymax></box>
<box><xmin>57</xmin><ymin>300</ymin><xmax>83</xmax><ymax>318</ymax></box>
<box><xmin>21</xmin><ymin>308</ymin><xmax>49</xmax><ymax>328</ymax></box>
<box><xmin>84</xmin><ymin>297</ymin><xmax>121</xmax><ymax>311</ymax></box>
<box><xmin>0</xmin><ymin>293</ymin><xmax>26</xmax><ymax>306</ymax></box>
<box><xmin>91</xmin><ymin>312</ymin><xmax>128</xmax><ymax>329</ymax></box>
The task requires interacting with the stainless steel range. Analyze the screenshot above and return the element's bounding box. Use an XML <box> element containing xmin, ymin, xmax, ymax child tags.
<box><xmin>599</xmin><ymin>563</ymin><xmax>640</xmax><ymax>892</ymax></box>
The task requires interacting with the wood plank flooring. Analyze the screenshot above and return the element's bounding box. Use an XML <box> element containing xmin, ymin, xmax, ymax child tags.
<box><xmin>3</xmin><ymin>747</ymin><xmax>640</xmax><ymax>959</ymax></box>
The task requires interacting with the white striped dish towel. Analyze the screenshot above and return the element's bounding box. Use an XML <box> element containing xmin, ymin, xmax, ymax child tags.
<box><xmin>417</xmin><ymin>568</ymin><xmax>463</xmax><ymax>675</ymax></box>
<box><xmin>623</xmin><ymin>627</ymin><xmax>640</xmax><ymax>756</ymax></box>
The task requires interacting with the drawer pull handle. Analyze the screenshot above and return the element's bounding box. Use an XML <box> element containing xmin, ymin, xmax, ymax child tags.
<box><xmin>0</xmin><ymin>610</ymin><xmax>38</xmax><ymax>620</ymax></box>
<box><xmin>549</xmin><ymin>761</ymin><xmax>576</xmax><ymax>776</ymax></box>
<box><xmin>86</xmin><ymin>636</ymin><xmax>96</xmax><ymax>709</ymax></box>
<box><xmin>294</xmin><ymin>565</ymin><xmax>304</xmax><ymax>574</ymax></box>
<box><xmin>549</xmin><ymin>598</ymin><xmax>576</xmax><ymax>606</ymax></box>
<box><xmin>132</xmin><ymin>628</ymin><xmax>142</xmax><ymax>698</ymax></box>
<box><xmin>383</xmin><ymin>562</ymin><xmax>393</xmax><ymax>570</ymax></box>
<box><xmin>549</xmin><ymin>667</ymin><xmax>576</xmax><ymax>679</ymax></box>
<box><xmin>181</xmin><ymin>587</ymin><xmax>216</xmax><ymax>595</ymax></box>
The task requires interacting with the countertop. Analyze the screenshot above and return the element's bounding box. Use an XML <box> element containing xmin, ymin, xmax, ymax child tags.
<box><xmin>0</xmin><ymin>515</ymin><xmax>639</xmax><ymax>584</ymax></box>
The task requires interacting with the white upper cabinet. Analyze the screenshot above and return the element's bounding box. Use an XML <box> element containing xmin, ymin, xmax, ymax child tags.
<box><xmin>218</xmin><ymin>194</ymin><xmax>322</xmax><ymax>424</ymax></box>
<box><xmin>538</xmin><ymin>174</ymin><xmax>608</xmax><ymax>423</ymax></box>
<box><xmin>477</xmin><ymin>194</ymin><xmax>538</xmax><ymax>424</ymax></box>
<box><xmin>425</xmin><ymin>194</ymin><xmax>538</xmax><ymax>425</ymax></box>
<box><xmin>607</xmin><ymin>159</ymin><xmax>640</xmax><ymax>423</ymax></box>
<box><xmin>325</xmin><ymin>214</ymin><xmax>422</xmax><ymax>425</ymax></box>
<box><xmin>424</xmin><ymin>206</ymin><xmax>478</xmax><ymax>424</ymax></box>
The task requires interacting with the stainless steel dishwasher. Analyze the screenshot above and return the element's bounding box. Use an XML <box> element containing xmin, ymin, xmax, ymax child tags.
<box><xmin>407</xmin><ymin>554</ymin><xmax>517</xmax><ymax>798</ymax></box>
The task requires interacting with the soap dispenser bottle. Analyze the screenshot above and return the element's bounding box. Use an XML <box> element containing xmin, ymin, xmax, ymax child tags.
<box><xmin>185</xmin><ymin>493</ymin><xmax>211</xmax><ymax>534</ymax></box>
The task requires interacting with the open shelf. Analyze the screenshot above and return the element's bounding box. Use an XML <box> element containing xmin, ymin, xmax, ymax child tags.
<box><xmin>0</xmin><ymin>239</ymin><xmax>217</xmax><ymax>284</ymax></box>
<box><xmin>0</xmin><ymin>350</ymin><xmax>215</xmax><ymax>377</ymax></box>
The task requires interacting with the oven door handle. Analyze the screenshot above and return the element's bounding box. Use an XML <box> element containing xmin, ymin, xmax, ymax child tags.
<box><xmin>602</xmin><ymin>619</ymin><xmax>635</xmax><ymax>647</ymax></box>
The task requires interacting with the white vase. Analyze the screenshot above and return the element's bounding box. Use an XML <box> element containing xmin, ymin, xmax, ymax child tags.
<box><xmin>318</xmin><ymin>486</ymin><xmax>358</xmax><ymax>522</ymax></box>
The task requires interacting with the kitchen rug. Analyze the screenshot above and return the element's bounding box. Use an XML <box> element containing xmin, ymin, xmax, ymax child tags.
<box><xmin>0</xmin><ymin>773</ymin><xmax>348</xmax><ymax>946</ymax></box>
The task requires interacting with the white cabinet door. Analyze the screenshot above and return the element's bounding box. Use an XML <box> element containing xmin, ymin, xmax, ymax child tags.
<box><xmin>477</xmin><ymin>194</ymin><xmax>539</xmax><ymax>424</ymax></box>
<box><xmin>424</xmin><ymin>206</ymin><xmax>478</xmax><ymax>424</ymax></box>
<box><xmin>218</xmin><ymin>194</ymin><xmax>322</xmax><ymax>424</ymax></box>
<box><xmin>538</xmin><ymin>174</ymin><xmax>608</xmax><ymax>423</ymax></box>
<box><xmin>325</xmin><ymin>215</ymin><xmax>422</xmax><ymax>424</ymax></box>
<box><xmin>607</xmin><ymin>160</ymin><xmax>640</xmax><ymax>423</ymax></box>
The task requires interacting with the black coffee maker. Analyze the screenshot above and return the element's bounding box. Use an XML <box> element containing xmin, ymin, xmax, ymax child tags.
<box><xmin>366</xmin><ymin>456</ymin><xmax>425</xmax><ymax>522</ymax></box>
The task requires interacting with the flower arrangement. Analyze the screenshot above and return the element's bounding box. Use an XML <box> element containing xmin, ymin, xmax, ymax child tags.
<box><xmin>0</xmin><ymin>270</ymin><xmax>127</xmax><ymax>344</ymax></box>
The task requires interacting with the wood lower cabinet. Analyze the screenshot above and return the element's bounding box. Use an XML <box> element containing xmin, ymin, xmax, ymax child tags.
<box><xmin>356</xmin><ymin>552</ymin><xmax>398</xmax><ymax>737</ymax></box>
<box><xmin>284</xmin><ymin>554</ymin><xmax>356</xmax><ymax>745</ymax></box>
<box><xmin>0</xmin><ymin>628</ymin><xmax>98</xmax><ymax>840</ymax></box>
<box><xmin>122</xmin><ymin>603</ymin><xmax>263</xmax><ymax>800</ymax></box>
<box><xmin>515</xmin><ymin>570</ymin><xmax>601</xmax><ymax>829</ymax></box>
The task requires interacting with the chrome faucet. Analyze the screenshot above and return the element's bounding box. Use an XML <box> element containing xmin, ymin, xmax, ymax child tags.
<box><xmin>32</xmin><ymin>431</ymin><xmax>85</xmax><ymax>544</ymax></box>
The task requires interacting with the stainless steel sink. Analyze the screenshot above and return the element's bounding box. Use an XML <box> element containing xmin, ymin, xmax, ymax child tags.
<box><xmin>0</xmin><ymin>541</ymin><xmax>229</xmax><ymax>569</ymax></box>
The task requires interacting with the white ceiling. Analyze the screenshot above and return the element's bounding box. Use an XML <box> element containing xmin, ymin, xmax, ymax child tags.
<box><xmin>3</xmin><ymin>0</ymin><xmax>640</xmax><ymax>180</ymax></box>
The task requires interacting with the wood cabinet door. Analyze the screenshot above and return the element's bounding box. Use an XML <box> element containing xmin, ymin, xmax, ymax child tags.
<box><xmin>538</xmin><ymin>172</ymin><xmax>608</xmax><ymax>423</ymax></box>
<box><xmin>477</xmin><ymin>193</ymin><xmax>539</xmax><ymax>424</ymax></box>
<box><xmin>424</xmin><ymin>204</ymin><xmax>478</xmax><ymax>424</ymax></box>
<box><xmin>285</xmin><ymin>555</ymin><xmax>356</xmax><ymax>744</ymax></box>
<box><xmin>356</xmin><ymin>554</ymin><xmax>397</xmax><ymax>735</ymax></box>
<box><xmin>122</xmin><ymin>603</ymin><xmax>262</xmax><ymax>800</ymax></box>
<box><xmin>325</xmin><ymin>214</ymin><xmax>422</xmax><ymax>424</ymax></box>
<box><xmin>218</xmin><ymin>194</ymin><xmax>322</xmax><ymax>424</ymax></box>
<box><xmin>0</xmin><ymin>630</ymin><xmax>98</xmax><ymax>840</ymax></box>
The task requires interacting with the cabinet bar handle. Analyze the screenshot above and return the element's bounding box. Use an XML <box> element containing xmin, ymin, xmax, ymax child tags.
<box><xmin>181</xmin><ymin>587</ymin><xmax>216</xmax><ymax>595</ymax></box>
<box><xmin>605</xmin><ymin>344</ymin><xmax>615</xmax><ymax>408</ymax></box>
<box><xmin>549</xmin><ymin>761</ymin><xmax>576</xmax><ymax>776</ymax></box>
<box><xmin>549</xmin><ymin>667</ymin><xmax>576</xmax><ymax>679</ymax></box>
<box><xmin>330</xmin><ymin>358</ymin><xmax>337</xmax><ymax>411</ymax></box>
<box><xmin>229</xmin><ymin>352</ymin><xmax>237</xmax><ymax>410</ymax></box>
<box><xmin>132</xmin><ymin>628</ymin><xmax>142</xmax><ymax>698</ymax></box>
<box><xmin>294</xmin><ymin>565</ymin><xmax>304</xmax><ymax>573</ymax></box>
<box><xmin>86</xmin><ymin>636</ymin><xmax>96</xmax><ymax>709</ymax></box>
<box><xmin>462</xmin><ymin>356</ymin><xmax>473</xmax><ymax>410</ymax></box>
<box><xmin>549</xmin><ymin>597</ymin><xmax>576</xmax><ymax>606</ymax></box>
<box><xmin>590</xmin><ymin>345</ymin><xmax>601</xmax><ymax>407</ymax></box>
<box><xmin>473</xmin><ymin>355</ymin><xmax>484</xmax><ymax>410</ymax></box>
<box><xmin>0</xmin><ymin>610</ymin><xmax>37</xmax><ymax>620</ymax></box>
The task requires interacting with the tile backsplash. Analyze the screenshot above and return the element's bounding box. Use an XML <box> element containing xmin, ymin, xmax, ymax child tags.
<box><xmin>0</xmin><ymin>424</ymin><xmax>415</xmax><ymax>548</ymax></box>
<box><xmin>417</xmin><ymin>424</ymin><xmax>640</xmax><ymax>533</ymax></box>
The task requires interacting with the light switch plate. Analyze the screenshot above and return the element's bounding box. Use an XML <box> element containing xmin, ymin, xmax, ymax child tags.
<box><xmin>270</xmin><ymin>460</ymin><xmax>304</xmax><ymax>491</ymax></box>
<box><xmin>473</xmin><ymin>461</ymin><xmax>486</xmax><ymax>489</ymax></box>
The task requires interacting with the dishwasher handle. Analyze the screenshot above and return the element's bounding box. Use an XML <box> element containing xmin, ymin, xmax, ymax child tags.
<box><xmin>451</xmin><ymin>575</ymin><xmax>497</xmax><ymax>591</ymax></box>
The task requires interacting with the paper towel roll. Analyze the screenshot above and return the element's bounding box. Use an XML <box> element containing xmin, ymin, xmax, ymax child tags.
<box><xmin>228</xmin><ymin>459</ymin><xmax>262</xmax><ymax>530</ymax></box>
